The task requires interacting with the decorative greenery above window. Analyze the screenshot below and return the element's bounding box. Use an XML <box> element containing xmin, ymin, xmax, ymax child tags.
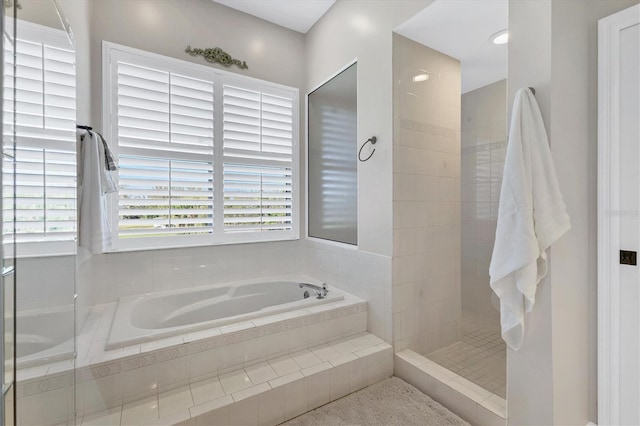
<box><xmin>185</xmin><ymin>45</ymin><xmax>248</xmax><ymax>70</ymax></box>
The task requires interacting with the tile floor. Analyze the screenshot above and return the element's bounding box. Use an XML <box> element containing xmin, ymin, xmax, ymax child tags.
<box><xmin>426</xmin><ymin>312</ymin><xmax>506</xmax><ymax>398</ymax></box>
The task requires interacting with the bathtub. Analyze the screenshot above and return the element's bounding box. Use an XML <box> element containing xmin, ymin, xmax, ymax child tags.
<box><xmin>106</xmin><ymin>275</ymin><xmax>344</xmax><ymax>349</ymax></box>
<box><xmin>17</xmin><ymin>306</ymin><xmax>75</xmax><ymax>369</ymax></box>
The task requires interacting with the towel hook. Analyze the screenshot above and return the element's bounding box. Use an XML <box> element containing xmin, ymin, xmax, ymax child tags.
<box><xmin>358</xmin><ymin>136</ymin><xmax>377</xmax><ymax>162</ymax></box>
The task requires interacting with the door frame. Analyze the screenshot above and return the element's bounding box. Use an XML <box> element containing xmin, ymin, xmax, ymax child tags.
<box><xmin>597</xmin><ymin>4</ymin><xmax>640</xmax><ymax>425</ymax></box>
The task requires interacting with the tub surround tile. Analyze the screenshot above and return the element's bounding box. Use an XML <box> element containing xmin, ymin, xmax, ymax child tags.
<box><xmin>81</xmin><ymin>408</ymin><xmax>122</xmax><ymax>425</ymax></box>
<box><xmin>257</xmin><ymin>385</ymin><xmax>285</xmax><ymax>426</ymax></box>
<box><xmin>17</xmin><ymin>365</ymin><xmax>49</xmax><ymax>382</ymax></box>
<box><xmin>283</xmin><ymin>377</ymin><xmax>308</xmax><ymax>421</ymax></box>
<box><xmin>19</xmin><ymin>286</ymin><xmax>369</xmax><ymax>424</ymax></box>
<box><xmin>329</xmin><ymin>363</ymin><xmax>351</xmax><ymax>401</ymax></box>
<box><xmin>220</xmin><ymin>321</ymin><xmax>255</xmax><ymax>335</ymax></box>
<box><xmin>158</xmin><ymin>386</ymin><xmax>194</xmax><ymax>418</ymax></box>
<box><xmin>310</xmin><ymin>344</ymin><xmax>341</xmax><ymax>362</ymax></box>
<box><xmin>231</xmin><ymin>382</ymin><xmax>270</xmax><ymax>402</ymax></box>
<box><xmin>189</xmin><ymin>394</ymin><xmax>233</xmax><ymax>419</ymax></box>
<box><xmin>268</xmin><ymin>371</ymin><xmax>304</xmax><ymax>389</ymax></box>
<box><xmin>219</xmin><ymin>370</ymin><xmax>253</xmax><ymax>395</ymax></box>
<box><xmin>307</xmin><ymin>368</ymin><xmax>331</xmax><ymax>410</ymax></box>
<box><xmin>229</xmin><ymin>394</ymin><xmax>259</xmax><ymax>426</ymax></box>
<box><xmin>251</xmin><ymin>314</ymin><xmax>285</xmax><ymax>327</ymax></box>
<box><xmin>290</xmin><ymin>350</ymin><xmax>322</xmax><ymax>369</ymax></box>
<box><xmin>73</xmin><ymin>332</ymin><xmax>393</xmax><ymax>426</ymax></box>
<box><xmin>141</xmin><ymin>409</ymin><xmax>191</xmax><ymax>426</ymax></box>
<box><xmin>190</xmin><ymin>376</ymin><xmax>225</xmax><ymax>406</ymax></box>
<box><xmin>121</xmin><ymin>396</ymin><xmax>159</xmax><ymax>425</ymax></box>
<box><xmin>331</xmin><ymin>338</ymin><xmax>359</xmax><ymax>355</ymax></box>
<box><xmin>47</xmin><ymin>359</ymin><xmax>73</xmax><ymax>376</ymax></box>
<box><xmin>183</xmin><ymin>328</ymin><xmax>222</xmax><ymax>344</ymax></box>
<box><xmin>301</xmin><ymin>361</ymin><xmax>332</xmax><ymax>377</ymax></box>
<box><xmin>140</xmin><ymin>336</ymin><xmax>185</xmax><ymax>353</ymax></box>
<box><xmin>90</xmin><ymin>346</ymin><xmax>140</xmax><ymax>366</ymax></box>
<box><xmin>268</xmin><ymin>356</ymin><xmax>300</xmax><ymax>377</ymax></box>
<box><xmin>329</xmin><ymin>353</ymin><xmax>358</xmax><ymax>367</ymax></box>
<box><xmin>244</xmin><ymin>362</ymin><xmax>278</xmax><ymax>385</ymax></box>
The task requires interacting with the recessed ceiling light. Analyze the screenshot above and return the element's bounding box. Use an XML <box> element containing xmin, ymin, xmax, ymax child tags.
<box><xmin>490</xmin><ymin>29</ymin><xmax>509</xmax><ymax>45</ymax></box>
<box><xmin>413</xmin><ymin>73</ymin><xmax>429</xmax><ymax>83</ymax></box>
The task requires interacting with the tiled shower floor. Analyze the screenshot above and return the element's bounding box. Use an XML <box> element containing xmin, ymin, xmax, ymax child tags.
<box><xmin>426</xmin><ymin>313</ymin><xmax>506</xmax><ymax>398</ymax></box>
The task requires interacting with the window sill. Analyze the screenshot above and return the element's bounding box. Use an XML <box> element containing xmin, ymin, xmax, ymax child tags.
<box><xmin>7</xmin><ymin>241</ymin><xmax>76</xmax><ymax>259</ymax></box>
<box><xmin>106</xmin><ymin>233</ymin><xmax>301</xmax><ymax>254</ymax></box>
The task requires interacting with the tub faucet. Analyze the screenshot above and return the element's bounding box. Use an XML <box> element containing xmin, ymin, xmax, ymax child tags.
<box><xmin>299</xmin><ymin>282</ymin><xmax>328</xmax><ymax>299</ymax></box>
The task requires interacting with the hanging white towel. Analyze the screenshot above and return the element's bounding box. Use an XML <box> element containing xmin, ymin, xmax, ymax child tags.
<box><xmin>489</xmin><ymin>88</ymin><xmax>571</xmax><ymax>351</ymax></box>
<box><xmin>77</xmin><ymin>129</ymin><xmax>117</xmax><ymax>253</ymax></box>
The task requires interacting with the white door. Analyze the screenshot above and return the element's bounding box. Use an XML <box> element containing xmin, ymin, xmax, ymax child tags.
<box><xmin>598</xmin><ymin>4</ymin><xmax>640</xmax><ymax>426</ymax></box>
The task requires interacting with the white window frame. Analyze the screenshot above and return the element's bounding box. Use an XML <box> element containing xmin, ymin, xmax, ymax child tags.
<box><xmin>102</xmin><ymin>42</ymin><xmax>300</xmax><ymax>252</ymax></box>
<box><xmin>4</xmin><ymin>19</ymin><xmax>77</xmax><ymax>258</ymax></box>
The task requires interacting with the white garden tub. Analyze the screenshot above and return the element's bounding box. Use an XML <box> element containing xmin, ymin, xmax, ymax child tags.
<box><xmin>106</xmin><ymin>275</ymin><xmax>343</xmax><ymax>349</ymax></box>
<box><xmin>17</xmin><ymin>305</ymin><xmax>75</xmax><ymax>368</ymax></box>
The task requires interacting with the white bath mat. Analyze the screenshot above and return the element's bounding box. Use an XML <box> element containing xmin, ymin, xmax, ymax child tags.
<box><xmin>282</xmin><ymin>376</ymin><xmax>470</xmax><ymax>425</ymax></box>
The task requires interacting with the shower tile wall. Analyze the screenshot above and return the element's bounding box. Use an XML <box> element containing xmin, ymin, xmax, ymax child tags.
<box><xmin>461</xmin><ymin>80</ymin><xmax>506</xmax><ymax>322</ymax></box>
<box><xmin>391</xmin><ymin>34</ymin><xmax>462</xmax><ymax>354</ymax></box>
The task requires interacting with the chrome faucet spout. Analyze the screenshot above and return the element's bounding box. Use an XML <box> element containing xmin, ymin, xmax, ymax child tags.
<box><xmin>299</xmin><ymin>282</ymin><xmax>329</xmax><ymax>299</ymax></box>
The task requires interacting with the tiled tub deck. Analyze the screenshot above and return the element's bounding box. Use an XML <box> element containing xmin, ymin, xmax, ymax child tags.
<box><xmin>17</xmin><ymin>290</ymin><xmax>390</xmax><ymax>425</ymax></box>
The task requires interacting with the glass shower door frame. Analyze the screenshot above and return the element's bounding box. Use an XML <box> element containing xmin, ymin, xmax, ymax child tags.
<box><xmin>1</xmin><ymin>0</ymin><xmax>18</xmax><ymax>424</ymax></box>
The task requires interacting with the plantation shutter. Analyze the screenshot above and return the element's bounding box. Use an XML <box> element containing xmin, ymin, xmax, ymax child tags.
<box><xmin>106</xmin><ymin>43</ymin><xmax>298</xmax><ymax>249</ymax></box>
<box><xmin>115</xmin><ymin>58</ymin><xmax>215</xmax><ymax>238</ymax></box>
<box><xmin>222</xmin><ymin>83</ymin><xmax>294</xmax><ymax>232</ymax></box>
<box><xmin>2</xmin><ymin>28</ymin><xmax>77</xmax><ymax>245</ymax></box>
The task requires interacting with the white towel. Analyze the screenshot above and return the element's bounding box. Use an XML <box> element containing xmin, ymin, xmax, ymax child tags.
<box><xmin>77</xmin><ymin>129</ymin><xmax>117</xmax><ymax>253</ymax></box>
<box><xmin>489</xmin><ymin>88</ymin><xmax>571</xmax><ymax>351</ymax></box>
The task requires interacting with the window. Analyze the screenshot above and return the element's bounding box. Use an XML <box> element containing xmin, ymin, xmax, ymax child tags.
<box><xmin>307</xmin><ymin>62</ymin><xmax>357</xmax><ymax>245</ymax></box>
<box><xmin>103</xmin><ymin>43</ymin><xmax>299</xmax><ymax>250</ymax></box>
<box><xmin>2</xmin><ymin>20</ymin><xmax>77</xmax><ymax>256</ymax></box>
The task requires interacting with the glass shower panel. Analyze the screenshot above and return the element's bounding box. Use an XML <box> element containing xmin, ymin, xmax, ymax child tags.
<box><xmin>10</xmin><ymin>1</ymin><xmax>77</xmax><ymax>424</ymax></box>
<box><xmin>308</xmin><ymin>63</ymin><xmax>358</xmax><ymax>245</ymax></box>
<box><xmin>2</xmin><ymin>1</ymin><xmax>17</xmax><ymax>423</ymax></box>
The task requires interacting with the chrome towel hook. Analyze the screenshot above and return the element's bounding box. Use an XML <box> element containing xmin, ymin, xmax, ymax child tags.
<box><xmin>358</xmin><ymin>136</ymin><xmax>377</xmax><ymax>162</ymax></box>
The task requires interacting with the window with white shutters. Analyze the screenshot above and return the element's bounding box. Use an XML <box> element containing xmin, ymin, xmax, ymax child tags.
<box><xmin>222</xmin><ymin>83</ymin><xmax>294</xmax><ymax>233</ymax></box>
<box><xmin>2</xmin><ymin>21</ymin><xmax>76</xmax><ymax>255</ymax></box>
<box><xmin>104</xmin><ymin>43</ymin><xmax>298</xmax><ymax>250</ymax></box>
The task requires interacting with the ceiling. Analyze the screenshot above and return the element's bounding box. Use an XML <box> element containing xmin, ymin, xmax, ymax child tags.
<box><xmin>213</xmin><ymin>0</ymin><xmax>336</xmax><ymax>33</ymax></box>
<box><xmin>395</xmin><ymin>0</ymin><xmax>508</xmax><ymax>94</ymax></box>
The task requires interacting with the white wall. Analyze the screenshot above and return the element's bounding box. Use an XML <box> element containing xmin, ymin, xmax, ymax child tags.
<box><xmin>391</xmin><ymin>33</ymin><xmax>461</xmax><ymax>354</ymax></box>
<box><xmin>549</xmin><ymin>1</ymin><xmax>638</xmax><ymax>423</ymax></box>
<box><xmin>507</xmin><ymin>0</ymin><xmax>639</xmax><ymax>424</ymax></box>
<box><xmin>89</xmin><ymin>0</ymin><xmax>306</xmax><ymax>131</ymax></box>
<box><xmin>304</xmin><ymin>0</ymin><xmax>431</xmax><ymax>342</ymax></box>
<box><xmin>305</xmin><ymin>0</ymin><xmax>431</xmax><ymax>257</ymax></box>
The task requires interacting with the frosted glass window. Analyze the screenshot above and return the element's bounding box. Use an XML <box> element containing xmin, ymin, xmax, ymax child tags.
<box><xmin>308</xmin><ymin>63</ymin><xmax>357</xmax><ymax>245</ymax></box>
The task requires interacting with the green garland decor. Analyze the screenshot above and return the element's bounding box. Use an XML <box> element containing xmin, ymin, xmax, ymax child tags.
<box><xmin>185</xmin><ymin>45</ymin><xmax>248</xmax><ymax>70</ymax></box>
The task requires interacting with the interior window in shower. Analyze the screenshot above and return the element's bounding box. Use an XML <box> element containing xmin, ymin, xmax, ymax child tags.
<box><xmin>307</xmin><ymin>63</ymin><xmax>357</xmax><ymax>245</ymax></box>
